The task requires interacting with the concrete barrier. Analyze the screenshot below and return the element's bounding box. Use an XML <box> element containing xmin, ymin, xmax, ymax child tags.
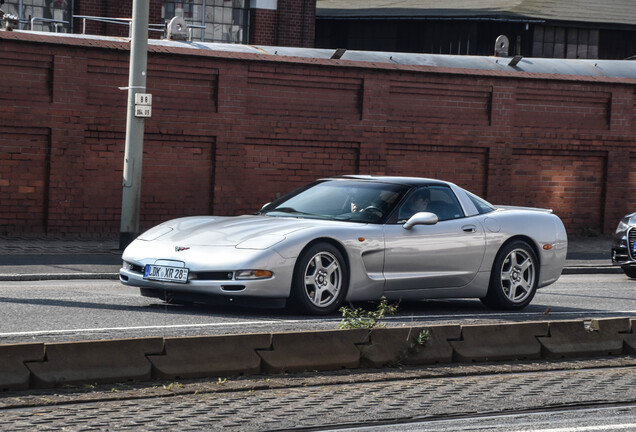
<box><xmin>403</xmin><ymin>325</ymin><xmax>462</xmax><ymax>365</ymax></box>
<box><xmin>25</xmin><ymin>338</ymin><xmax>164</xmax><ymax>388</ymax></box>
<box><xmin>148</xmin><ymin>334</ymin><xmax>272</xmax><ymax>379</ymax></box>
<box><xmin>0</xmin><ymin>343</ymin><xmax>45</xmax><ymax>391</ymax></box>
<box><xmin>450</xmin><ymin>322</ymin><xmax>549</xmax><ymax>362</ymax></box>
<box><xmin>3</xmin><ymin>318</ymin><xmax>636</xmax><ymax>391</ymax></box>
<box><xmin>538</xmin><ymin>318</ymin><xmax>631</xmax><ymax>358</ymax></box>
<box><xmin>360</xmin><ymin>325</ymin><xmax>461</xmax><ymax>367</ymax></box>
<box><xmin>257</xmin><ymin>329</ymin><xmax>369</xmax><ymax>373</ymax></box>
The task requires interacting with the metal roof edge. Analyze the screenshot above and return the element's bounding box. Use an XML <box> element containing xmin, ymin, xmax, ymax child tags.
<box><xmin>2</xmin><ymin>30</ymin><xmax>635</xmax><ymax>82</ymax></box>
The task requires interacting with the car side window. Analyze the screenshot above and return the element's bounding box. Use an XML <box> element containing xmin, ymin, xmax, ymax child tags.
<box><xmin>466</xmin><ymin>191</ymin><xmax>496</xmax><ymax>214</ymax></box>
<box><xmin>398</xmin><ymin>186</ymin><xmax>464</xmax><ymax>222</ymax></box>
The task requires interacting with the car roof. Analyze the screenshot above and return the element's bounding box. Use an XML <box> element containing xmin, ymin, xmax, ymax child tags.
<box><xmin>325</xmin><ymin>175</ymin><xmax>453</xmax><ymax>188</ymax></box>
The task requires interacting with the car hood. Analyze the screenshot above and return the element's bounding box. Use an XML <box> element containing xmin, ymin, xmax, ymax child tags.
<box><xmin>136</xmin><ymin>215</ymin><xmax>337</xmax><ymax>249</ymax></box>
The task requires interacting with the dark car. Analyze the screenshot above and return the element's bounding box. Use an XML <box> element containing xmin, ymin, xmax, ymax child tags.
<box><xmin>611</xmin><ymin>212</ymin><xmax>636</xmax><ymax>278</ymax></box>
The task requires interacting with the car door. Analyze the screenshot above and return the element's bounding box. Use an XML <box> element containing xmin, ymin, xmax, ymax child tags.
<box><xmin>383</xmin><ymin>186</ymin><xmax>486</xmax><ymax>290</ymax></box>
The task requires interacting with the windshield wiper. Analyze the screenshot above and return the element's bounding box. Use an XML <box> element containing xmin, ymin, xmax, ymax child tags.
<box><xmin>268</xmin><ymin>207</ymin><xmax>298</xmax><ymax>214</ymax></box>
<box><xmin>263</xmin><ymin>207</ymin><xmax>314</xmax><ymax>217</ymax></box>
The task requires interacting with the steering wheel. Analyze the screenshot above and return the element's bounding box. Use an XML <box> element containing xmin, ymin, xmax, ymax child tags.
<box><xmin>361</xmin><ymin>206</ymin><xmax>383</xmax><ymax>217</ymax></box>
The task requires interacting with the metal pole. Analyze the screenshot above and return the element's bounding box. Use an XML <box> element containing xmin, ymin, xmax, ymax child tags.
<box><xmin>18</xmin><ymin>0</ymin><xmax>23</xmax><ymax>30</ymax></box>
<box><xmin>119</xmin><ymin>0</ymin><xmax>149</xmax><ymax>250</ymax></box>
<box><xmin>201</xmin><ymin>0</ymin><xmax>206</xmax><ymax>42</ymax></box>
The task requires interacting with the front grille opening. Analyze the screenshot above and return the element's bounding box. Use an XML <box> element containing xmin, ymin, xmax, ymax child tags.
<box><xmin>221</xmin><ymin>285</ymin><xmax>246</xmax><ymax>292</ymax></box>
<box><xmin>614</xmin><ymin>250</ymin><xmax>630</xmax><ymax>261</ymax></box>
<box><xmin>126</xmin><ymin>263</ymin><xmax>144</xmax><ymax>274</ymax></box>
<box><xmin>192</xmin><ymin>271</ymin><xmax>234</xmax><ymax>281</ymax></box>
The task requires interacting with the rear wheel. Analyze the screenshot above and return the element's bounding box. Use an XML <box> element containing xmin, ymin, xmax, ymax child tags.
<box><xmin>290</xmin><ymin>243</ymin><xmax>348</xmax><ymax>315</ymax></box>
<box><xmin>481</xmin><ymin>241</ymin><xmax>538</xmax><ymax>310</ymax></box>
<box><xmin>622</xmin><ymin>266</ymin><xmax>636</xmax><ymax>279</ymax></box>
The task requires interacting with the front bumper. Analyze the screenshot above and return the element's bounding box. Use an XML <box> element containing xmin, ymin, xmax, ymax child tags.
<box><xmin>136</xmin><ymin>285</ymin><xmax>287</xmax><ymax>308</ymax></box>
<box><xmin>120</xmin><ymin>265</ymin><xmax>293</xmax><ymax>297</ymax></box>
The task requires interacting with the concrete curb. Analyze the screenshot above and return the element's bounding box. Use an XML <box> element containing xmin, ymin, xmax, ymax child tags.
<box><xmin>359</xmin><ymin>325</ymin><xmax>461</xmax><ymax>367</ymax></box>
<box><xmin>258</xmin><ymin>329</ymin><xmax>370</xmax><ymax>373</ymax></box>
<box><xmin>450</xmin><ymin>322</ymin><xmax>549</xmax><ymax>362</ymax></box>
<box><xmin>561</xmin><ymin>266</ymin><xmax>622</xmax><ymax>275</ymax></box>
<box><xmin>0</xmin><ymin>343</ymin><xmax>45</xmax><ymax>391</ymax></box>
<box><xmin>2</xmin><ymin>318</ymin><xmax>635</xmax><ymax>392</ymax></box>
<box><xmin>24</xmin><ymin>338</ymin><xmax>164</xmax><ymax>389</ymax></box>
<box><xmin>538</xmin><ymin>318</ymin><xmax>631</xmax><ymax>358</ymax></box>
<box><xmin>149</xmin><ymin>334</ymin><xmax>272</xmax><ymax>379</ymax></box>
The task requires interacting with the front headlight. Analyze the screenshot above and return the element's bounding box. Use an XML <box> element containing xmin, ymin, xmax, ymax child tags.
<box><xmin>616</xmin><ymin>219</ymin><xmax>631</xmax><ymax>234</ymax></box>
<box><xmin>235</xmin><ymin>270</ymin><xmax>274</xmax><ymax>280</ymax></box>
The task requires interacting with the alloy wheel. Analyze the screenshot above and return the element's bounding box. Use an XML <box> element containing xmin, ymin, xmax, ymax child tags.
<box><xmin>303</xmin><ymin>251</ymin><xmax>342</xmax><ymax>308</ymax></box>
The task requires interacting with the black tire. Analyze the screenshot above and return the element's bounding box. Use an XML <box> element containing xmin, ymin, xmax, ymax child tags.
<box><xmin>622</xmin><ymin>266</ymin><xmax>636</xmax><ymax>279</ymax></box>
<box><xmin>481</xmin><ymin>240</ymin><xmax>538</xmax><ymax>310</ymax></box>
<box><xmin>290</xmin><ymin>242</ymin><xmax>348</xmax><ymax>315</ymax></box>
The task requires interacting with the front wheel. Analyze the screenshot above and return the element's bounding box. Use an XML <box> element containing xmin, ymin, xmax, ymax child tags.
<box><xmin>290</xmin><ymin>243</ymin><xmax>348</xmax><ymax>315</ymax></box>
<box><xmin>481</xmin><ymin>241</ymin><xmax>538</xmax><ymax>310</ymax></box>
<box><xmin>622</xmin><ymin>266</ymin><xmax>636</xmax><ymax>279</ymax></box>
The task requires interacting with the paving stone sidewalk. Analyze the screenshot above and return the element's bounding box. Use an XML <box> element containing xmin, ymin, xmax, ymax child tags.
<box><xmin>1</xmin><ymin>357</ymin><xmax>635</xmax><ymax>431</ymax></box>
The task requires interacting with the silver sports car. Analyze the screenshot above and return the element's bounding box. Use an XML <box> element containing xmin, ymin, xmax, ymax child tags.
<box><xmin>120</xmin><ymin>176</ymin><xmax>568</xmax><ymax>315</ymax></box>
<box><xmin>611</xmin><ymin>212</ymin><xmax>636</xmax><ymax>278</ymax></box>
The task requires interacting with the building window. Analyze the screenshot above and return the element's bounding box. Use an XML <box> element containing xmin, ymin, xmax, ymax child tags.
<box><xmin>533</xmin><ymin>25</ymin><xmax>599</xmax><ymax>59</ymax></box>
<box><xmin>162</xmin><ymin>0</ymin><xmax>249</xmax><ymax>43</ymax></box>
<box><xmin>3</xmin><ymin>0</ymin><xmax>71</xmax><ymax>32</ymax></box>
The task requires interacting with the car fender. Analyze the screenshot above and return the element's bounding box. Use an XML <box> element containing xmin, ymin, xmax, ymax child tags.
<box><xmin>271</xmin><ymin>224</ymin><xmax>387</xmax><ymax>301</ymax></box>
<box><xmin>478</xmin><ymin>210</ymin><xmax>567</xmax><ymax>287</ymax></box>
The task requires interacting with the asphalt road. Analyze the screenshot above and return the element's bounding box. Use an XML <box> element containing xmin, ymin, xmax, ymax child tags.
<box><xmin>1</xmin><ymin>273</ymin><xmax>634</xmax><ymax>344</ymax></box>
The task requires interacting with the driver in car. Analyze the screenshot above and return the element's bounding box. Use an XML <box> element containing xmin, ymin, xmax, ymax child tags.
<box><xmin>398</xmin><ymin>188</ymin><xmax>431</xmax><ymax>221</ymax></box>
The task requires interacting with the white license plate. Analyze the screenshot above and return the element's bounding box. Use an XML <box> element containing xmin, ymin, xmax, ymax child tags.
<box><xmin>144</xmin><ymin>265</ymin><xmax>189</xmax><ymax>283</ymax></box>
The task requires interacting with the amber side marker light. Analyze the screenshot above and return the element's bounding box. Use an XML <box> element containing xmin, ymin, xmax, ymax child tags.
<box><xmin>235</xmin><ymin>270</ymin><xmax>273</xmax><ymax>280</ymax></box>
<box><xmin>543</xmin><ymin>244</ymin><xmax>554</xmax><ymax>250</ymax></box>
<box><xmin>358</xmin><ymin>237</ymin><xmax>365</xmax><ymax>242</ymax></box>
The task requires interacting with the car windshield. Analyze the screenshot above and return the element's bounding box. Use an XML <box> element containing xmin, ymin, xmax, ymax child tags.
<box><xmin>260</xmin><ymin>180</ymin><xmax>408</xmax><ymax>223</ymax></box>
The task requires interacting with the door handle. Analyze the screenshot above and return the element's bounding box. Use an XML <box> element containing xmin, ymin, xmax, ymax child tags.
<box><xmin>462</xmin><ymin>225</ymin><xmax>477</xmax><ymax>233</ymax></box>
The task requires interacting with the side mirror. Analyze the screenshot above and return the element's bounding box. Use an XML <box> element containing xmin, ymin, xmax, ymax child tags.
<box><xmin>403</xmin><ymin>212</ymin><xmax>438</xmax><ymax>230</ymax></box>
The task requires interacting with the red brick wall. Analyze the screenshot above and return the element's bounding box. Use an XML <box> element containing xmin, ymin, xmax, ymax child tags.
<box><xmin>0</xmin><ymin>127</ymin><xmax>50</xmax><ymax>232</ymax></box>
<box><xmin>250</xmin><ymin>0</ymin><xmax>315</xmax><ymax>47</ymax></box>
<box><xmin>509</xmin><ymin>150</ymin><xmax>606</xmax><ymax>233</ymax></box>
<box><xmin>385</xmin><ymin>144</ymin><xmax>488</xmax><ymax>197</ymax></box>
<box><xmin>0</xmin><ymin>32</ymin><xmax>634</xmax><ymax>236</ymax></box>
<box><xmin>276</xmin><ymin>0</ymin><xmax>315</xmax><ymax>47</ymax></box>
<box><xmin>250</xmin><ymin>9</ymin><xmax>277</xmax><ymax>46</ymax></box>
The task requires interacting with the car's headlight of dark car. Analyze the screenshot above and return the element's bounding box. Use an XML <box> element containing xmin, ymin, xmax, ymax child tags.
<box><xmin>235</xmin><ymin>270</ymin><xmax>274</xmax><ymax>280</ymax></box>
<box><xmin>616</xmin><ymin>218</ymin><xmax>631</xmax><ymax>234</ymax></box>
